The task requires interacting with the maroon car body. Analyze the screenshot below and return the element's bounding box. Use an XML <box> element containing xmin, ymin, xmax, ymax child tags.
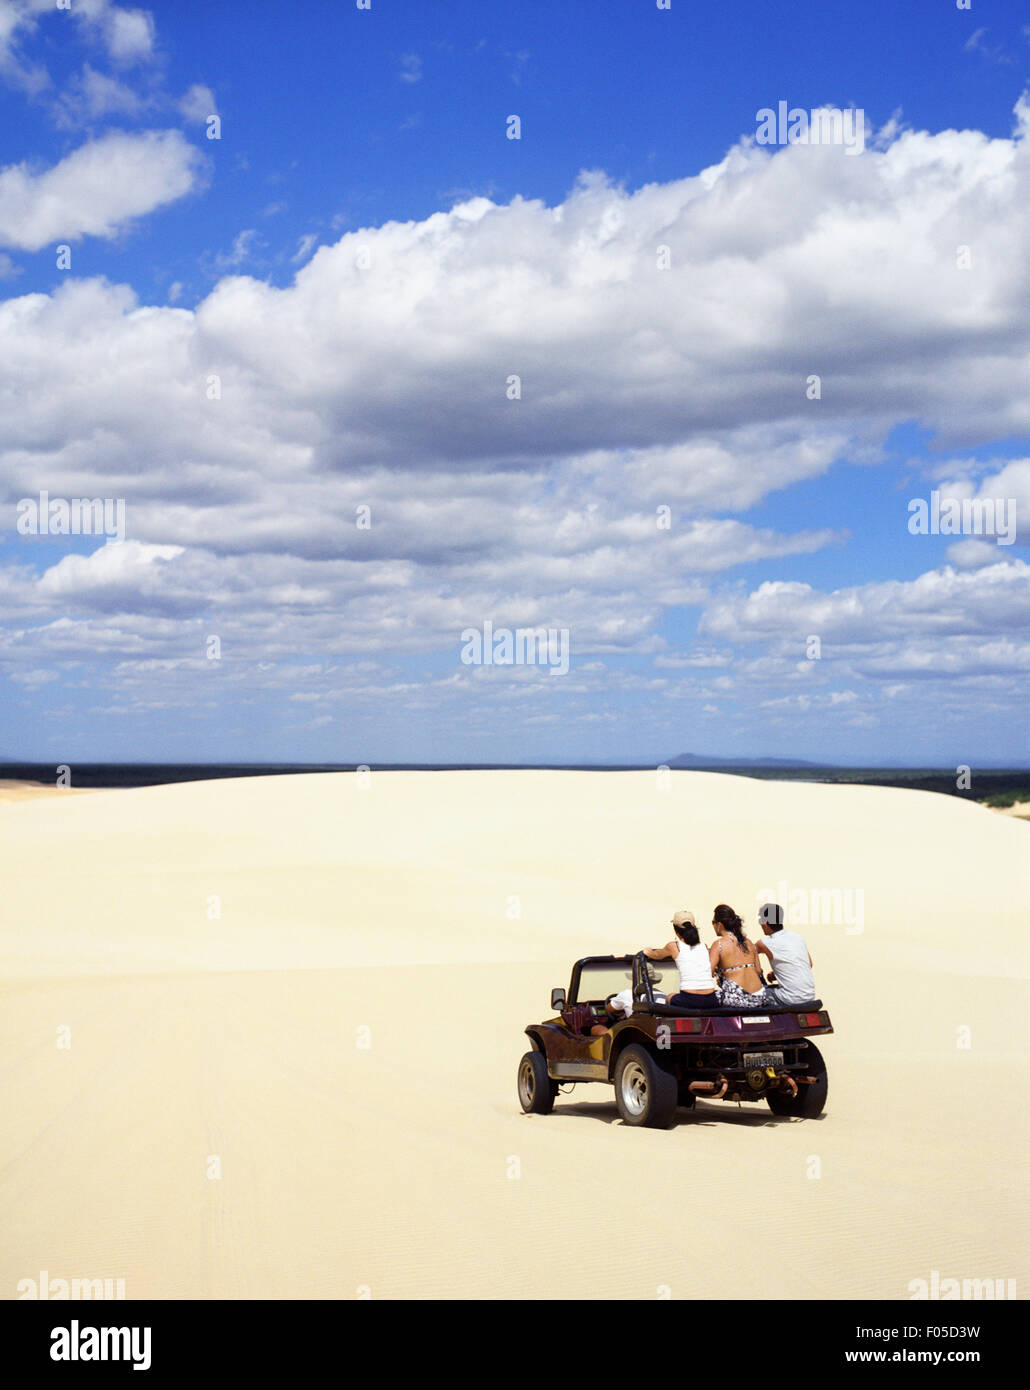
<box><xmin>517</xmin><ymin>951</ymin><xmax>833</xmax><ymax>1127</ymax></box>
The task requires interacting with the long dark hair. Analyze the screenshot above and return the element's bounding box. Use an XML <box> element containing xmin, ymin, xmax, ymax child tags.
<box><xmin>713</xmin><ymin>904</ymin><xmax>748</xmax><ymax>952</ymax></box>
<box><xmin>674</xmin><ymin>922</ymin><xmax>700</xmax><ymax>947</ymax></box>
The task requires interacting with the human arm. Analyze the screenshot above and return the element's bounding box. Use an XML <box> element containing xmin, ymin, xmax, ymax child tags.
<box><xmin>605</xmin><ymin>989</ymin><xmax>633</xmax><ymax>1018</ymax></box>
<box><xmin>644</xmin><ymin>940</ymin><xmax>677</xmax><ymax>960</ymax></box>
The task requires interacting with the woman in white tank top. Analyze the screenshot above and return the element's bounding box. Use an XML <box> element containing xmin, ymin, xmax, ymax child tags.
<box><xmin>643</xmin><ymin>909</ymin><xmax>718</xmax><ymax>1010</ymax></box>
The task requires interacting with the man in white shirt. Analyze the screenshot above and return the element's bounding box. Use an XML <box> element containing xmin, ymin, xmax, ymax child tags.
<box><xmin>610</xmin><ymin>981</ymin><xmax>668</xmax><ymax>1018</ymax></box>
<box><xmin>589</xmin><ymin>967</ymin><xmax>666</xmax><ymax>1034</ymax></box>
<box><xmin>755</xmin><ymin>902</ymin><xmax>816</xmax><ymax>1005</ymax></box>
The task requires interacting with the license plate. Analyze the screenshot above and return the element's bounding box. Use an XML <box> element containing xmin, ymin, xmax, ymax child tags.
<box><xmin>744</xmin><ymin>1051</ymin><xmax>783</xmax><ymax>1068</ymax></box>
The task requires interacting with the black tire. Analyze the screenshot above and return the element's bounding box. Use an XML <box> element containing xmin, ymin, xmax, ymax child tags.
<box><xmin>767</xmin><ymin>1041</ymin><xmax>828</xmax><ymax>1117</ymax></box>
<box><xmin>517</xmin><ymin>1050</ymin><xmax>557</xmax><ymax>1114</ymax></box>
<box><xmin>614</xmin><ymin>1044</ymin><xmax>678</xmax><ymax>1128</ymax></box>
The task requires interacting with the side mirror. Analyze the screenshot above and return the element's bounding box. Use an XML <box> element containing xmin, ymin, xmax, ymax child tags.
<box><xmin>550</xmin><ymin>987</ymin><xmax>566</xmax><ymax>1011</ymax></box>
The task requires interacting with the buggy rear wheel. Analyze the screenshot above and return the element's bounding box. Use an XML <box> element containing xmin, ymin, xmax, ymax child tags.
<box><xmin>518</xmin><ymin>1050</ymin><xmax>557</xmax><ymax>1114</ymax></box>
<box><xmin>614</xmin><ymin>1044</ymin><xmax>677</xmax><ymax>1128</ymax></box>
<box><xmin>766</xmin><ymin>1041</ymin><xmax>828</xmax><ymax>1117</ymax></box>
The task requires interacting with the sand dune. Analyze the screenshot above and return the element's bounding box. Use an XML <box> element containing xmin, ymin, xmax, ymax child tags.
<box><xmin>0</xmin><ymin>780</ymin><xmax>95</xmax><ymax>804</ymax></box>
<box><xmin>1</xmin><ymin>771</ymin><xmax>1027</xmax><ymax>1299</ymax></box>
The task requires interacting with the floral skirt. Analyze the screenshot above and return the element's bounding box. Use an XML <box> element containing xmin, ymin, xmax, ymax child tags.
<box><xmin>719</xmin><ymin>978</ymin><xmax>772</xmax><ymax>1010</ymax></box>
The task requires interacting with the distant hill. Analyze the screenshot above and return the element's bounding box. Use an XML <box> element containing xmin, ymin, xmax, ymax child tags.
<box><xmin>664</xmin><ymin>758</ymin><xmax>1030</xmax><ymax>804</ymax></box>
<box><xmin>668</xmin><ymin>752</ymin><xmax>824</xmax><ymax>769</ymax></box>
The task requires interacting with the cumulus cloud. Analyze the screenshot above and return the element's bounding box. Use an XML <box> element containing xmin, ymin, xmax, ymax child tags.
<box><xmin>178</xmin><ymin>82</ymin><xmax>216</xmax><ymax>125</ymax></box>
<box><xmin>936</xmin><ymin>459</ymin><xmax>1030</xmax><ymax>546</ymax></box>
<box><xmin>3</xmin><ymin>99</ymin><xmax>1030</xmax><ymax>745</ymax></box>
<box><xmin>73</xmin><ymin>0</ymin><xmax>156</xmax><ymax>66</ymax></box>
<box><xmin>8</xmin><ymin>666</ymin><xmax>58</xmax><ymax>686</ymax></box>
<box><xmin>0</xmin><ymin>1</ymin><xmax>156</xmax><ymax>94</ymax></box>
<box><xmin>2</xmin><ymin>3</ymin><xmax>212</xmax><ymax>137</ymax></box>
<box><xmin>0</xmin><ymin>129</ymin><xmax>204</xmax><ymax>251</ymax></box>
<box><xmin>51</xmin><ymin>63</ymin><xmax>146</xmax><ymax>126</ymax></box>
<box><xmin>700</xmin><ymin>562</ymin><xmax>1030</xmax><ymax>645</ymax></box>
<box><xmin>0</xmin><ymin>4</ymin><xmax>59</xmax><ymax>96</ymax></box>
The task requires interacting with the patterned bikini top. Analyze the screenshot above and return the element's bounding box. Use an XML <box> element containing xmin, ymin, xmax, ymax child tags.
<box><xmin>720</xmin><ymin>941</ymin><xmax>758</xmax><ymax>973</ymax></box>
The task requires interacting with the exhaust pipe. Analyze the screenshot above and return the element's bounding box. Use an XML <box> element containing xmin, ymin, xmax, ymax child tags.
<box><xmin>688</xmin><ymin>1079</ymin><xmax>728</xmax><ymax>1099</ymax></box>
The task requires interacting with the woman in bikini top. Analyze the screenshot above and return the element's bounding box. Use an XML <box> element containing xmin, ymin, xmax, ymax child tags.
<box><xmin>709</xmin><ymin>903</ymin><xmax>765</xmax><ymax>994</ymax></box>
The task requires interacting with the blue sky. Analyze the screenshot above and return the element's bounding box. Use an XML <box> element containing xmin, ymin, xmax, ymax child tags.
<box><xmin>1</xmin><ymin>0</ymin><xmax>1029</xmax><ymax>766</ymax></box>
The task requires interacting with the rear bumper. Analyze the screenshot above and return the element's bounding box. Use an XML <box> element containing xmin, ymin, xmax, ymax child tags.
<box><xmin>657</xmin><ymin>1009</ymin><xmax>833</xmax><ymax>1044</ymax></box>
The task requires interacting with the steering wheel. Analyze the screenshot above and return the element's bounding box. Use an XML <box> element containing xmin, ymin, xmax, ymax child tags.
<box><xmin>603</xmin><ymin>992</ymin><xmax>620</xmax><ymax>1015</ymax></box>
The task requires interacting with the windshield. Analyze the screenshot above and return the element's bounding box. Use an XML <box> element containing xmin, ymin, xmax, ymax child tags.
<box><xmin>573</xmin><ymin>957</ymin><xmax>672</xmax><ymax>1006</ymax></box>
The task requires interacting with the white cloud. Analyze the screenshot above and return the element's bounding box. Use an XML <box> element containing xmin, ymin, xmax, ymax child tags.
<box><xmin>946</xmin><ymin>538</ymin><xmax>1002</xmax><ymax>570</ymax></box>
<box><xmin>52</xmin><ymin>62</ymin><xmax>145</xmax><ymax>126</ymax></box>
<box><xmin>215</xmin><ymin>228</ymin><xmax>262</xmax><ymax>270</ymax></box>
<box><xmin>1</xmin><ymin>1</ymin><xmax>156</xmax><ymax>95</ymax></box>
<box><xmin>178</xmin><ymin>82</ymin><xmax>216</xmax><ymax>125</ymax></box>
<box><xmin>2</xmin><ymin>100</ymin><xmax>1030</xmax><ymax>737</ymax></box>
<box><xmin>0</xmin><ymin>129</ymin><xmax>203</xmax><ymax>251</ymax></box>
<box><xmin>0</xmin><ymin>1</ymin><xmax>53</xmax><ymax>94</ymax></box>
<box><xmin>74</xmin><ymin>0</ymin><xmax>155</xmax><ymax>65</ymax></box>
<box><xmin>37</xmin><ymin>541</ymin><xmax>186</xmax><ymax>612</ymax></box>
<box><xmin>964</xmin><ymin>28</ymin><xmax>1013</xmax><ymax>66</ymax></box>
<box><xmin>398</xmin><ymin>53</ymin><xmax>422</xmax><ymax>84</ymax></box>
<box><xmin>292</xmin><ymin>232</ymin><xmax>318</xmax><ymax>263</ymax></box>
<box><xmin>701</xmin><ymin>561</ymin><xmax>1030</xmax><ymax>643</ymax></box>
<box><xmin>936</xmin><ymin>459</ymin><xmax>1030</xmax><ymax>546</ymax></box>
<box><xmin>8</xmin><ymin>666</ymin><xmax>58</xmax><ymax>686</ymax></box>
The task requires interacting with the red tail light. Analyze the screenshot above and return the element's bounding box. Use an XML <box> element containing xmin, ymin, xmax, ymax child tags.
<box><xmin>797</xmin><ymin>1012</ymin><xmax>823</xmax><ymax>1027</ymax></box>
<box><xmin>673</xmin><ymin>1017</ymin><xmax>705</xmax><ymax>1033</ymax></box>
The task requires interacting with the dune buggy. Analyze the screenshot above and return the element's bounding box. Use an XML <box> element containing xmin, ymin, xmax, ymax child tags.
<box><xmin>517</xmin><ymin>952</ymin><xmax>832</xmax><ymax>1128</ymax></box>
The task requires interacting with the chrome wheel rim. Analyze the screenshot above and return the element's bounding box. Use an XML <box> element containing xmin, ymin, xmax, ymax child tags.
<box><xmin>519</xmin><ymin>1059</ymin><xmax>535</xmax><ymax>1107</ymax></box>
<box><xmin>620</xmin><ymin>1060</ymin><xmax>648</xmax><ymax>1117</ymax></box>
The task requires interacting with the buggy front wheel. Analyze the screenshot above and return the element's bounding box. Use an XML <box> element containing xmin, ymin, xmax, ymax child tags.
<box><xmin>518</xmin><ymin>1050</ymin><xmax>557</xmax><ymax>1114</ymax></box>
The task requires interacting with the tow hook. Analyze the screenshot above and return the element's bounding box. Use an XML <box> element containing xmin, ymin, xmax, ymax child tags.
<box><xmin>768</xmin><ymin>1069</ymin><xmax>798</xmax><ymax>1098</ymax></box>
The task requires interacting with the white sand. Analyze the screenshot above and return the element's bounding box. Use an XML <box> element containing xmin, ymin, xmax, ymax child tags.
<box><xmin>1</xmin><ymin>770</ymin><xmax>1027</xmax><ymax>1299</ymax></box>
<box><xmin>0</xmin><ymin>780</ymin><xmax>95</xmax><ymax>804</ymax></box>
